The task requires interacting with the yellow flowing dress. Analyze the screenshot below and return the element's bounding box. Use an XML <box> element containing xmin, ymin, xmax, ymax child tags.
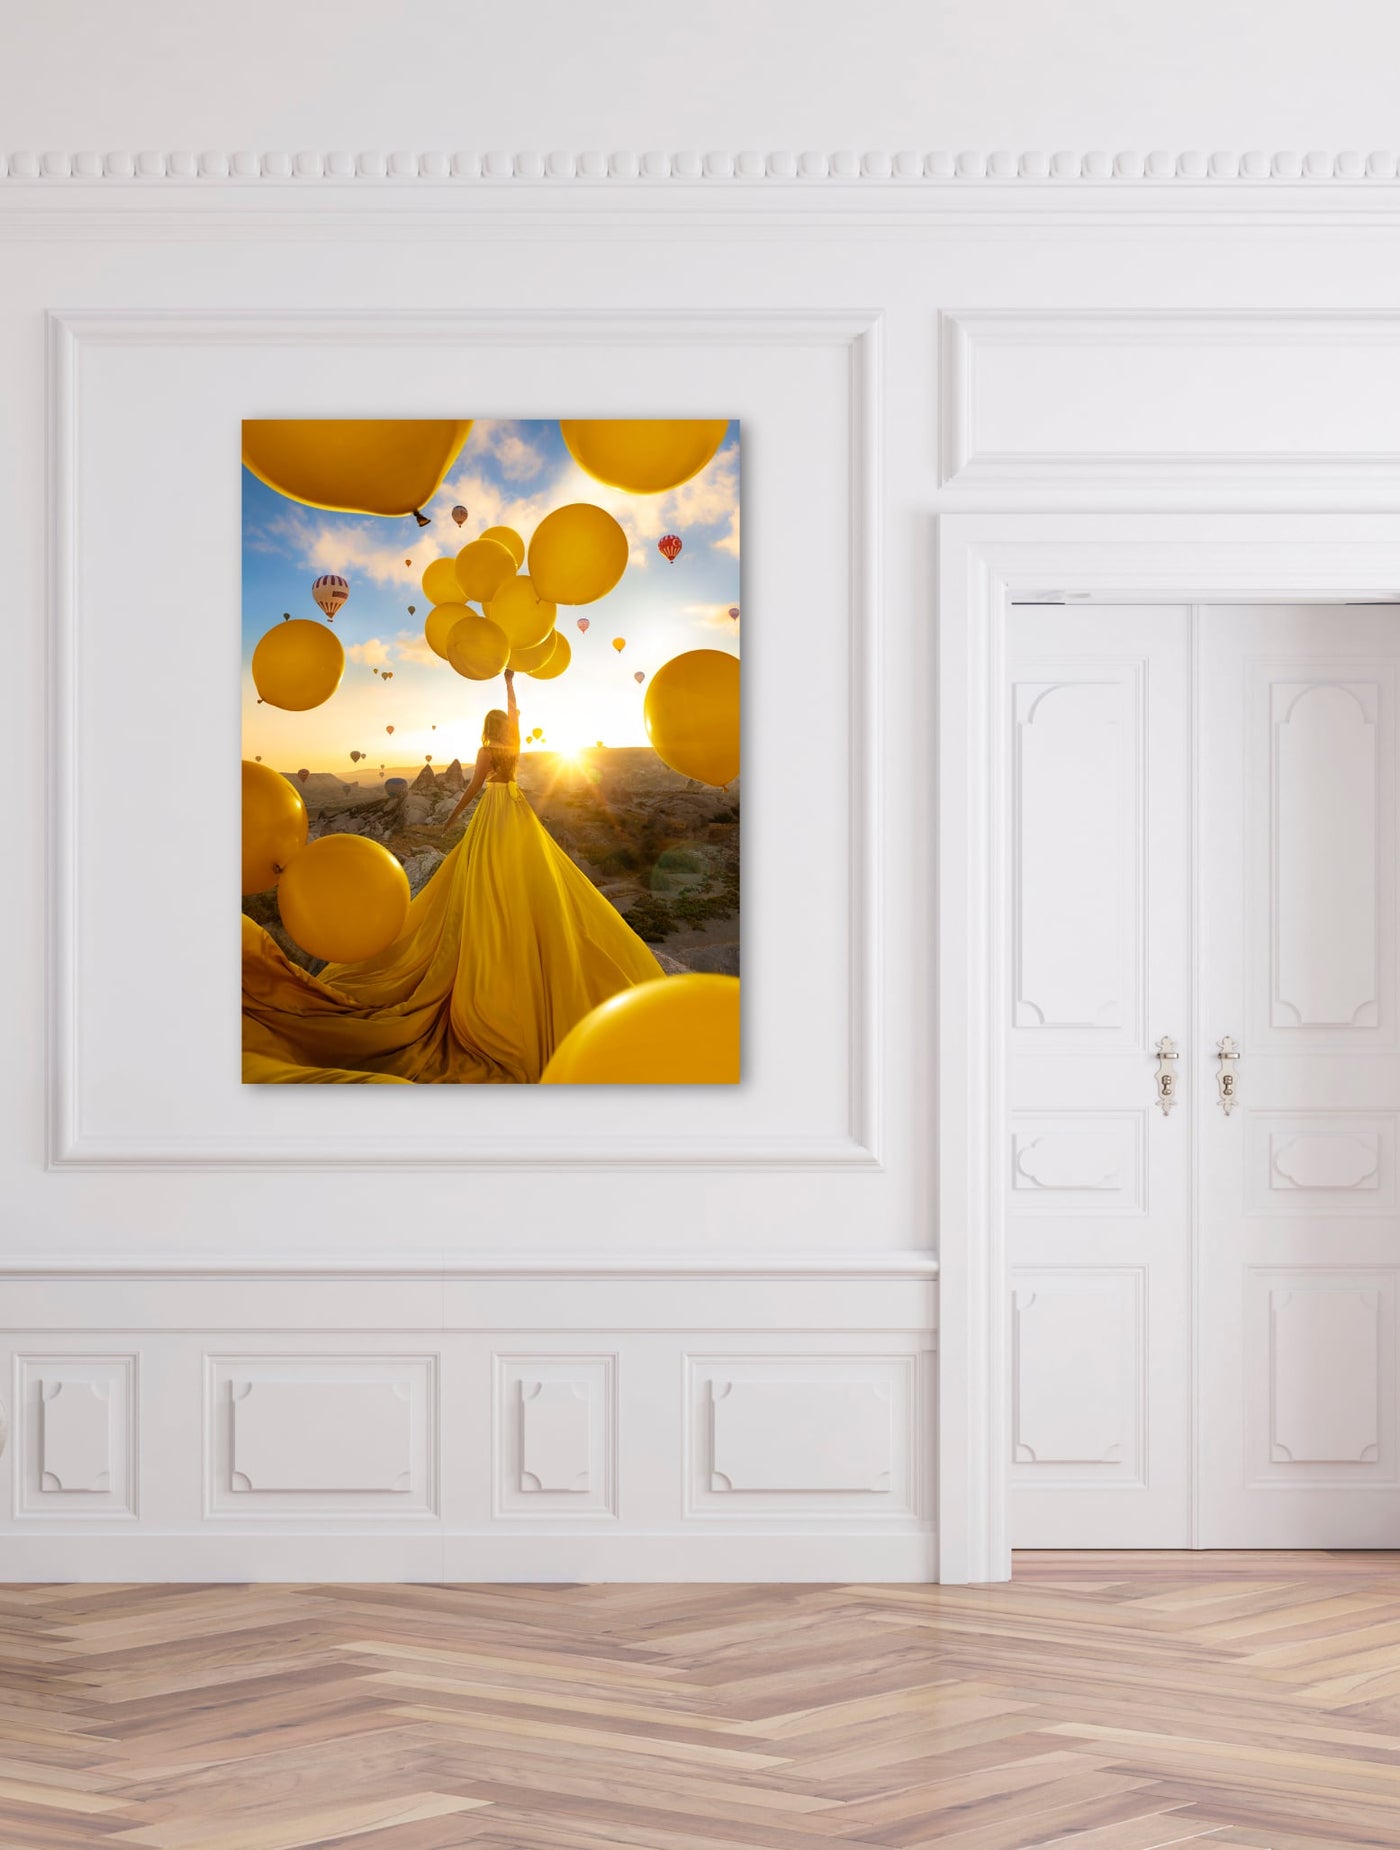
<box><xmin>242</xmin><ymin>777</ymin><xmax>664</xmax><ymax>1084</ymax></box>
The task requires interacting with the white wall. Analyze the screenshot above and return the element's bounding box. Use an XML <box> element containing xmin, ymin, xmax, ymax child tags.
<box><xmin>5</xmin><ymin>0</ymin><xmax>1400</xmax><ymax>156</ymax></box>
<box><xmin>3</xmin><ymin>2</ymin><xmax>1396</xmax><ymax>1582</ymax></box>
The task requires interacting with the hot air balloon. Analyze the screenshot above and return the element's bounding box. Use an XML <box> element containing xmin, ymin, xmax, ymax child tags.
<box><xmin>425</xmin><ymin>755</ymin><xmax>433</xmax><ymax>763</ymax></box>
<box><xmin>311</xmin><ymin>573</ymin><xmax>349</xmax><ymax>620</ymax></box>
<box><xmin>384</xmin><ymin>776</ymin><xmax>408</xmax><ymax>796</ymax></box>
<box><xmin>405</xmin><ymin>558</ymin><xmax>412</xmax><ymax>567</ymax></box>
<box><xmin>383</xmin><ymin>671</ymin><xmax>393</xmax><ymax>681</ymax></box>
<box><xmin>350</xmin><ymin>750</ymin><xmax>362</xmax><ymax>763</ymax></box>
<box><xmin>297</xmin><ymin>768</ymin><xmax>309</xmax><ymax>784</ymax></box>
<box><xmin>255</xmin><ymin>754</ymin><xmax>262</xmax><ymax>762</ymax></box>
<box><xmin>282</xmin><ymin>612</ymin><xmax>291</xmax><ymax>620</ymax></box>
<box><xmin>728</xmin><ymin>606</ymin><xmax>740</xmax><ymax>621</ymax></box>
<box><xmin>634</xmin><ymin>671</ymin><xmax>645</xmax><ymax>684</ymax></box>
<box><xmin>407</xmin><ymin>604</ymin><xmax>416</xmax><ymax>615</ymax></box>
<box><xmin>386</xmin><ymin>725</ymin><xmax>394</xmax><ymax>735</ymax></box>
<box><xmin>577</xmin><ymin>617</ymin><xmax>590</xmax><ymax>633</ymax></box>
<box><xmin>431</xmin><ymin>724</ymin><xmax>436</xmax><ymax>730</ymax></box>
<box><xmin>659</xmin><ymin>534</ymin><xmax>682</xmax><ymax>564</ymax></box>
<box><xmin>612</xmin><ymin>637</ymin><xmax>625</xmax><ymax>653</ymax></box>
<box><xmin>451</xmin><ymin>505</ymin><xmax>468</xmax><ymax>527</ymax></box>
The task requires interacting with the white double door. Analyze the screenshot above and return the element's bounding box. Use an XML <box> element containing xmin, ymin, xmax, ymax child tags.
<box><xmin>1009</xmin><ymin>603</ymin><xmax>1400</xmax><ymax>1548</ymax></box>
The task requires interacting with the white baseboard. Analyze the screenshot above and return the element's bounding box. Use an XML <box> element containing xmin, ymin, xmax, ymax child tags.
<box><xmin>0</xmin><ymin>1530</ymin><xmax>938</xmax><ymax>1583</ymax></box>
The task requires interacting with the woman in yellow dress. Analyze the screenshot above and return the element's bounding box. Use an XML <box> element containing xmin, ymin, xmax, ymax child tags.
<box><xmin>242</xmin><ymin>669</ymin><xmax>664</xmax><ymax>1083</ymax></box>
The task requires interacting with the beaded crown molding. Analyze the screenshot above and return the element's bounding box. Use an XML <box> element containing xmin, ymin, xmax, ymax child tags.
<box><xmin>5</xmin><ymin>147</ymin><xmax>1400</xmax><ymax>183</ymax></box>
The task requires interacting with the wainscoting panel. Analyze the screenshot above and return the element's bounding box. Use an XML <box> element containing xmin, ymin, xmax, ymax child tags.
<box><xmin>0</xmin><ymin>1261</ymin><xmax>937</xmax><ymax>1580</ymax></box>
<box><xmin>13</xmin><ymin>1354</ymin><xmax>138</xmax><ymax>1519</ymax></box>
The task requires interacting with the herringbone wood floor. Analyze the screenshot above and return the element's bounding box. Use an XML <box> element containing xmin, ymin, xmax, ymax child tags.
<box><xmin>3</xmin><ymin>1557</ymin><xmax>1400</xmax><ymax>1848</ymax></box>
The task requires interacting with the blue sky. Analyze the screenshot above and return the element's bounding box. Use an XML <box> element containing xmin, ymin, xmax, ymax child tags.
<box><xmin>242</xmin><ymin>419</ymin><xmax>740</xmax><ymax>770</ymax></box>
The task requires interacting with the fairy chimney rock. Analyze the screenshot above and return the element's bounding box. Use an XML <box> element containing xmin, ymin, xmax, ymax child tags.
<box><xmin>411</xmin><ymin>764</ymin><xmax>437</xmax><ymax>793</ymax></box>
<box><xmin>443</xmin><ymin>758</ymin><xmax>465</xmax><ymax>792</ymax></box>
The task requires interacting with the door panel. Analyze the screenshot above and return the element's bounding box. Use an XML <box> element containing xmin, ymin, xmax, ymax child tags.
<box><xmin>1198</xmin><ymin>605</ymin><xmax>1400</xmax><ymax>1546</ymax></box>
<box><xmin>1007</xmin><ymin>606</ymin><xmax>1192</xmax><ymax>1546</ymax></box>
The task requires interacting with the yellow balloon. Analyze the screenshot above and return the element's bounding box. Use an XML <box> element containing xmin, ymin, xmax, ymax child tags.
<box><xmin>643</xmin><ymin>649</ymin><xmax>740</xmax><ymax>786</ymax></box>
<box><xmin>446</xmin><ymin>613</ymin><xmax>511</xmax><ymax>680</ymax></box>
<box><xmin>242</xmin><ymin>419</ymin><xmax>473</xmax><ymax>517</ymax></box>
<box><xmin>421</xmin><ymin>557</ymin><xmax>463</xmax><ymax>606</ymax></box>
<box><xmin>479</xmin><ymin>524</ymin><xmax>525</xmax><ymax>567</ymax></box>
<box><xmin>424</xmin><ymin>601</ymin><xmax>473</xmax><ymax>660</ymax></box>
<box><xmin>277</xmin><ymin>834</ymin><xmax>410</xmax><ymax>964</ymax></box>
<box><xmin>541</xmin><ymin>975</ymin><xmax>740</xmax><ymax>1084</ymax></box>
<box><xmin>485</xmin><ymin>575</ymin><xmax>556</xmax><ymax>651</ymax></box>
<box><xmin>560</xmin><ymin>420</ymin><xmax>730</xmax><ymax>495</ymax></box>
<box><xmin>526</xmin><ymin>630</ymin><xmax>571</xmax><ymax>680</ymax></box>
<box><xmin>453</xmin><ymin>537</ymin><xmax>517</xmax><ymax>604</ymax></box>
<box><xmin>527</xmin><ymin>503</ymin><xmax>629</xmax><ymax>606</ymax></box>
<box><xmin>241</xmin><ymin>760</ymin><xmax>307</xmax><ymax>894</ymax></box>
<box><xmin>509</xmin><ymin>630</ymin><xmax>558</xmax><ymax>672</ymax></box>
<box><xmin>252</xmin><ymin>619</ymin><xmax>345</xmax><ymax>711</ymax></box>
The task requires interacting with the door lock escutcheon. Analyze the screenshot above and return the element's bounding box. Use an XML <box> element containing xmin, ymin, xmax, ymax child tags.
<box><xmin>1216</xmin><ymin>1036</ymin><xmax>1241</xmax><ymax>1115</ymax></box>
<box><xmin>1153</xmin><ymin>1036</ymin><xmax>1179</xmax><ymax>1115</ymax></box>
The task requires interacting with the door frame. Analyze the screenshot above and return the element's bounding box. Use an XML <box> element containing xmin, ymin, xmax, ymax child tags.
<box><xmin>935</xmin><ymin>513</ymin><xmax>1400</xmax><ymax>1583</ymax></box>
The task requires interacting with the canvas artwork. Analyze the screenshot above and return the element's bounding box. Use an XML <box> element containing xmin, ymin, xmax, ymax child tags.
<box><xmin>240</xmin><ymin>419</ymin><xmax>741</xmax><ymax>1086</ymax></box>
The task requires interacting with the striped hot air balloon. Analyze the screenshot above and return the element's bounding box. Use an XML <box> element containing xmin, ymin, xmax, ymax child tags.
<box><xmin>311</xmin><ymin>574</ymin><xmax>349</xmax><ymax>620</ymax></box>
<box><xmin>658</xmin><ymin>534</ymin><xmax>682</xmax><ymax>564</ymax></box>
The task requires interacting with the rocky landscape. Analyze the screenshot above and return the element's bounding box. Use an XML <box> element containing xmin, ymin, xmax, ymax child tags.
<box><xmin>243</xmin><ymin>749</ymin><xmax>740</xmax><ymax>978</ymax></box>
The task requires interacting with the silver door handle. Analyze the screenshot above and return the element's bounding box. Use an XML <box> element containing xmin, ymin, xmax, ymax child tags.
<box><xmin>1216</xmin><ymin>1036</ymin><xmax>1240</xmax><ymax>1115</ymax></box>
<box><xmin>1153</xmin><ymin>1036</ymin><xmax>1179</xmax><ymax>1115</ymax></box>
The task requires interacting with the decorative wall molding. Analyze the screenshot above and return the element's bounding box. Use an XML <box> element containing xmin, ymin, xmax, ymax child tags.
<box><xmin>8</xmin><ymin>149</ymin><xmax>1400</xmax><ymax>185</ymax></box>
<box><xmin>941</xmin><ymin>311</ymin><xmax>1400</xmax><ymax>499</ymax></box>
<box><xmin>47</xmin><ymin>307</ymin><xmax>882</xmax><ymax>1171</ymax></box>
<box><xmin>0</xmin><ymin>1252</ymin><xmax>939</xmax><ymax>1281</ymax></box>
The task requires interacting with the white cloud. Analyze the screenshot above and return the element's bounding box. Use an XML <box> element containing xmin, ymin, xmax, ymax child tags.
<box><xmin>477</xmin><ymin>421</ymin><xmax>548</xmax><ymax>482</ymax></box>
<box><xmin>685</xmin><ymin>602</ymin><xmax>743</xmax><ymax>631</ymax></box>
<box><xmin>346</xmin><ymin>637</ymin><xmax>394</xmax><ymax>667</ymax></box>
<box><xmin>391</xmin><ymin>628</ymin><xmax>439</xmax><ymax>666</ymax></box>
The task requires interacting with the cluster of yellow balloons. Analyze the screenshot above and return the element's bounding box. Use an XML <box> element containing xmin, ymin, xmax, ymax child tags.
<box><xmin>418</xmin><ymin>504</ymin><xmax>624</xmax><ymax>687</ymax></box>
<box><xmin>643</xmin><ymin>650</ymin><xmax>741</xmax><ymax>787</ymax></box>
<box><xmin>242</xmin><ymin>761</ymin><xmax>409</xmax><ymax>962</ymax></box>
<box><xmin>541</xmin><ymin>974</ymin><xmax>739</xmax><ymax>1083</ymax></box>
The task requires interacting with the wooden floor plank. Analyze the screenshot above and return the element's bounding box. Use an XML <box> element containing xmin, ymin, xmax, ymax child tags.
<box><xmin>1</xmin><ymin>1557</ymin><xmax>1400</xmax><ymax>1847</ymax></box>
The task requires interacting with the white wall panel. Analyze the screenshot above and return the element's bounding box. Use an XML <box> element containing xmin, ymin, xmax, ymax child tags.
<box><xmin>13</xmin><ymin>1356</ymin><xmax>137</xmax><ymax>1519</ymax></box>
<box><xmin>207</xmin><ymin>1355</ymin><xmax>437</xmax><ymax>1517</ymax></box>
<box><xmin>495</xmin><ymin>1355</ymin><xmax>616</xmax><ymax>1517</ymax></box>
<box><xmin>943</xmin><ymin>313</ymin><xmax>1400</xmax><ymax>496</ymax></box>
<box><xmin>0</xmin><ymin>1269</ymin><xmax>936</xmax><ymax>1579</ymax></box>
<box><xmin>686</xmin><ymin>1354</ymin><xmax>924</xmax><ymax>1517</ymax></box>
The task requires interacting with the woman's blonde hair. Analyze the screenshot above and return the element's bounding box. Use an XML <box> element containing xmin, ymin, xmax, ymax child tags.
<box><xmin>482</xmin><ymin>708</ymin><xmax>517</xmax><ymax>747</ymax></box>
